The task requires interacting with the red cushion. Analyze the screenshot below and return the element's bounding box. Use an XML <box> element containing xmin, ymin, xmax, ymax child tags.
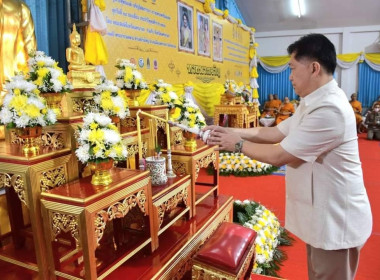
<box><xmin>195</xmin><ymin>222</ymin><xmax>256</xmax><ymax>272</ymax></box>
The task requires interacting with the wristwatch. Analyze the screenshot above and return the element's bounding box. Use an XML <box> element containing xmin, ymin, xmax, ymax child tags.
<box><xmin>234</xmin><ymin>139</ymin><xmax>245</xmax><ymax>153</ymax></box>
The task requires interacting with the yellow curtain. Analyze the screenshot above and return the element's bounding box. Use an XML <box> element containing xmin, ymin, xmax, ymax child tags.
<box><xmin>364</xmin><ymin>53</ymin><xmax>380</xmax><ymax>64</ymax></box>
<box><xmin>259</xmin><ymin>55</ymin><xmax>290</xmax><ymax>67</ymax></box>
<box><xmin>84</xmin><ymin>30</ymin><xmax>109</xmax><ymax>65</ymax></box>
<box><xmin>337</xmin><ymin>53</ymin><xmax>361</xmax><ymax>62</ymax></box>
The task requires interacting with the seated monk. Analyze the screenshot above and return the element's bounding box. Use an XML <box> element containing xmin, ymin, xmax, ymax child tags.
<box><xmin>275</xmin><ymin>97</ymin><xmax>295</xmax><ymax>125</ymax></box>
<box><xmin>261</xmin><ymin>93</ymin><xmax>281</xmax><ymax>118</ymax></box>
<box><xmin>66</xmin><ymin>24</ymin><xmax>95</xmax><ymax>72</ymax></box>
<box><xmin>349</xmin><ymin>93</ymin><xmax>363</xmax><ymax>133</ymax></box>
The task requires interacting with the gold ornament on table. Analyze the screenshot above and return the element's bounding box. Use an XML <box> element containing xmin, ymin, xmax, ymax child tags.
<box><xmin>27</xmin><ymin>51</ymin><xmax>73</xmax><ymax>116</ymax></box>
<box><xmin>66</xmin><ymin>24</ymin><xmax>100</xmax><ymax>88</ymax></box>
<box><xmin>115</xmin><ymin>59</ymin><xmax>148</xmax><ymax>106</ymax></box>
<box><xmin>0</xmin><ymin>75</ymin><xmax>57</xmax><ymax>156</ymax></box>
<box><xmin>75</xmin><ymin>112</ymin><xmax>127</xmax><ymax>186</ymax></box>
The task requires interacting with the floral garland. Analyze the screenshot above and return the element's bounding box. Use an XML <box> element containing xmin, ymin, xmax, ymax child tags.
<box><xmin>28</xmin><ymin>51</ymin><xmax>72</xmax><ymax>93</ymax></box>
<box><xmin>234</xmin><ymin>200</ymin><xmax>293</xmax><ymax>277</ymax></box>
<box><xmin>75</xmin><ymin>113</ymin><xmax>127</xmax><ymax>164</ymax></box>
<box><xmin>0</xmin><ymin>75</ymin><xmax>57</xmax><ymax>128</ymax></box>
<box><xmin>219</xmin><ymin>152</ymin><xmax>278</xmax><ymax>176</ymax></box>
<box><xmin>93</xmin><ymin>80</ymin><xmax>130</xmax><ymax>119</ymax></box>
<box><xmin>115</xmin><ymin>59</ymin><xmax>148</xmax><ymax>90</ymax></box>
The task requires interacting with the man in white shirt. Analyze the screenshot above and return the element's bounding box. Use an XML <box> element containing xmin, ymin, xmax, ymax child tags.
<box><xmin>205</xmin><ymin>33</ymin><xmax>372</xmax><ymax>280</ymax></box>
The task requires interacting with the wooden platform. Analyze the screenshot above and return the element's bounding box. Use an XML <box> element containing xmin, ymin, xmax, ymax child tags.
<box><xmin>0</xmin><ymin>194</ymin><xmax>233</xmax><ymax>280</ymax></box>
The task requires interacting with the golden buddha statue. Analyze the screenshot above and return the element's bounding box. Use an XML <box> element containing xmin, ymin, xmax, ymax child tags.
<box><xmin>0</xmin><ymin>0</ymin><xmax>37</xmax><ymax>139</ymax></box>
<box><xmin>66</xmin><ymin>24</ymin><xmax>100</xmax><ymax>88</ymax></box>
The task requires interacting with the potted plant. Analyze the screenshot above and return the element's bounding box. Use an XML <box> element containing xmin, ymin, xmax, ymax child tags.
<box><xmin>115</xmin><ymin>59</ymin><xmax>148</xmax><ymax>106</ymax></box>
<box><xmin>27</xmin><ymin>51</ymin><xmax>72</xmax><ymax>115</ymax></box>
<box><xmin>75</xmin><ymin>112</ymin><xmax>128</xmax><ymax>186</ymax></box>
<box><xmin>0</xmin><ymin>75</ymin><xmax>57</xmax><ymax>155</ymax></box>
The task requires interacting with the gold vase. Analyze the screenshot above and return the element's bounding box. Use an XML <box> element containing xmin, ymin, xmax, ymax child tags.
<box><xmin>183</xmin><ymin>131</ymin><xmax>197</xmax><ymax>152</ymax></box>
<box><xmin>89</xmin><ymin>159</ymin><xmax>114</xmax><ymax>186</ymax></box>
<box><xmin>15</xmin><ymin>126</ymin><xmax>42</xmax><ymax>156</ymax></box>
<box><xmin>40</xmin><ymin>92</ymin><xmax>63</xmax><ymax>116</ymax></box>
<box><xmin>125</xmin><ymin>89</ymin><xmax>140</xmax><ymax>106</ymax></box>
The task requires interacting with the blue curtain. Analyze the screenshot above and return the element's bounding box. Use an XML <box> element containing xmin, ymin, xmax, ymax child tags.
<box><xmin>257</xmin><ymin>65</ymin><xmax>297</xmax><ymax>107</ymax></box>
<box><xmin>216</xmin><ymin>0</ymin><xmax>245</xmax><ymax>24</ymax></box>
<box><xmin>358</xmin><ymin>62</ymin><xmax>380</xmax><ymax>109</ymax></box>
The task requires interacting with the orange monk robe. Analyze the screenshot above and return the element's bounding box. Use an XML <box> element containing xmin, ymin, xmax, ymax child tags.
<box><xmin>262</xmin><ymin>100</ymin><xmax>281</xmax><ymax>118</ymax></box>
<box><xmin>349</xmin><ymin>100</ymin><xmax>363</xmax><ymax>124</ymax></box>
<box><xmin>275</xmin><ymin>102</ymin><xmax>295</xmax><ymax>125</ymax></box>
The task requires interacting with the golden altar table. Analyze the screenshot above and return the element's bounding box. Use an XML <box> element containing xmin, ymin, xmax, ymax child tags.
<box><xmin>214</xmin><ymin>104</ymin><xmax>258</xmax><ymax>128</ymax></box>
<box><xmin>41</xmin><ymin>169</ymin><xmax>153</xmax><ymax>280</ymax></box>
<box><xmin>0</xmin><ymin>142</ymin><xmax>74</xmax><ymax>280</ymax></box>
<box><xmin>163</xmin><ymin>141</ymin><xmax>219</xmax><ymax>217</ymax></box>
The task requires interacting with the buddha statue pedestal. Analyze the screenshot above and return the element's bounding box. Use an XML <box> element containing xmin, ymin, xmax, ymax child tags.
<box><xmin>67</xmin><ymin>70</ymin><xmax>100</xmax><ymax>89</ymax></box>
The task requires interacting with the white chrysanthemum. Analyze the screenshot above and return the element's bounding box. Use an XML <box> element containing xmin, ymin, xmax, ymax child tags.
<box><xmin>94</xmin><ymin>148</ymin><xmax>105</xmax><ymax>158</ymax></box>
<box><xmin>0</xmin><ymin>108</ymin><xmax>13</xmax><ymax>124</ymax></box>
<box><xmin>83</xmin><ymin>112</ymin><xmax>95</xmax><ymax>125</ymax></box>
<box><xmin>94</xmin><ymin>114</ymin><xmax>111</xmax><ymax>126</ymax></box>
<box><xmin>52</xmin><ymin>80</ymin><xmax>63</xmax><ymax>92</ymax></box>
<box><xmin>122</xmin><ymin>148</ymin><xmax>128</xmax><ymax>158</ymax></box>
<box><xmin>124</xmin><ymin>82</ymin><xmax>132</xmax><ymax>88</ymax></box>
<box><xmin>115</xmin><ymin>79</ymin><xmax>124</xmax><ymax>88</ymax></box>
<box><xmin>50</xmin><ymin>68</ymin><xmax>61</xmax><ymax>79</ymax></box>
<box><xmin>2</xmin><ymin>94</ymin><xmax>13</xmax><ymax>106</ymax></box>
<box><xmin>27</xmin><ymin>96</ymin><xmax>45</xmax><ymax>109</ymax></box>
<box><xmin>78</xmin><ymin>129</ymin><xmax>90</xmax><ymax>143</ymax></box>
<box><xmin>36</xmin><ymin>115</ymin><xmax>47</xmax><ymax>126</ymax></box>
<box><xmin>15</xmin><ymin>115</ymin><xmax>30</xmax><ymax>128</ymax></box>
<box><xmin>103</xmin><ymin>129</ymin><xmax>121</xmax><ymax>144</ymax></box>
<box><xmin>75</xmin><ymin>144</ymin><xmax>90</xmax><ymax>163</ymax></box>
<box><xmin>46</xmin><ymin>109</ymin><xmax>57</xmax><ymax>124</ymax></box>
<box><xmin>93</xmin><ymin>95</ymin><xmax>101</xmax><ymax>104</ymax></box>
<box><xmin>169</xmin><ymin>91</ymin><xmax>178</xmax><ymax>99</ymax></box>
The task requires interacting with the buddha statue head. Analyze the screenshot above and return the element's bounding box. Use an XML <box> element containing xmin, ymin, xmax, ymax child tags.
<box><xmin>69</xmin><ymin>24</ymin><xmax>81</xmax><ymax>47</ymax></box>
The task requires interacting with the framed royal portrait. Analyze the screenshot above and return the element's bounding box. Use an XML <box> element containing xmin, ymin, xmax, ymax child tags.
<box><xmin>212</xmin><ymin>21</ymin><xmax>223</xmax><ymax>62</ymax></box>
<box><xmin>178</xmin><ymin>2</ymin><xmax>194</xmax><ymax>53</ymax></box>
<box><xmin>197</xmin><ymin>12</ymin><xmax>210</xmax><ymax>57</ymax></box>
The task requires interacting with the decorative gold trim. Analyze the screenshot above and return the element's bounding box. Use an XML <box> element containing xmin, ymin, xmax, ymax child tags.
<box><xmin>50</xmin><ymin>211</ymin><xmax>80</xmax><ymax>246</ymax></box>
<box><xmin>0</xmin><ymin>255</ymin><xmax>39</xmax><ymax>271</ymax></box>
<box><xmin>40</xmin><ymin>165</ymin><xmax>67</xmax><ymax>192</ymax></box>
<box><xmin>0</xmin><ymin>172</ymin><xmax>27</xmax><ymax>206</ymax></box>
<box><xmin>194</xmin><ymin>152</ymin><xmax>217</xmax><ymax>180</ymax></box>
<box><xmin>172</xmin><ymin>161</ymin><xmax>187</xmax><ymax>175</ymax></box>
<box><xmin>94</xmin><ymin>190</ymin><xmax>147</xmax><ymax>246</ymax></box>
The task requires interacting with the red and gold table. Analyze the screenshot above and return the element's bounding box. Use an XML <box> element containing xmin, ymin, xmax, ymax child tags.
<box><xmin>40</xmin><ymin>169</ymin><xmax>153</xmax><ymax>280</ymax></box>
<box><xmin>164</xmin><ymin>141</ymin><xmax>219</xmax><ymax>216</ymax></box>
<box><xmin>0</xmin><ymin>142</ymin><xmax>74</xmax><ymax>280</ymax></box>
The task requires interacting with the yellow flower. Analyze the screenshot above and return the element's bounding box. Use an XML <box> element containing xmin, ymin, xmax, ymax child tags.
<box><xmin>13</xmin><ymin>88</ymin><xmax>21</xmax><ymax>95</ymax></box>
<box><xmin>124</xmin><ymin>68</ymin><xmax>133</xmax><ymax>82</ymax></box>
<box><xmin>42</xmin><ymin>108</ymin><xmax>47</xmax><ymax>114</ymax></box>
<box><xmin>101</xmin><ymin>90</ymin><xmax>111</xmax><ymax>98</ymax></box>
<box><xmin>34</xmin><ymin>77</ymin><xmax>44</xmax><ymax>86</ymax></box>
<box><xmin>9</xmin><ymin>95</ymin><xmax>28</xmax><ymax>110</ymax></box>
<box><xmin>33</xmin><ymin>88</ymin><xmax>40</xmax><ymax>94</ymax></box>
<box><xmin>25</xmin><ymin>104</ymin><xmax>41</xmax><ymax>118</ymax></box>
<box><xmin>88</xmin><ymin>129</ymin><xmax>104</xmax><ymax>143</ymax></box>
<box><xmin>188</xmin><ymin>119</ymin><xmax>195</xmax><ymax>128</ymax></box>
<box><xmin>58</xmin><ymin>74</ymin><xmax>67</xmax><ymax>85</ymax></box>
<box><xmin>37</xmin><ymin>61</ymin><xmax>45</xmax><ymax>67</ymax></box>
<box><xmin>90</xmin><ymin>122</ymin><xmax>98</xmax><ymax>129</ymax></box>
<box><xmin>101</xmin><ymin>98</ymin><xmax>113</xmax><ymax>110</ymax></box>
<box><xmin>113</xmin><ymin>144</ymin><xmax>123</xmax><ymax>156</ymax></box>
<box><xmin>37</xmin><ymin>67</ymin><xmax>49</xmax><ymax>78</ymax></box>
<box><xmin>108</xmin><ymin>124</ymin><xmax>118</xmax><ymax>131</ymax></box>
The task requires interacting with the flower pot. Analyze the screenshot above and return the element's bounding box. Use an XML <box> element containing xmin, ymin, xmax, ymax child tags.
<box><xmin>145</xmin><ymin>156</ymin><xmax>168</xmax><ymax>186</ymax></box>
<box><xmin>40</xmin><ymin>92</ymin><xmax>63</xmax><ymax>116</ymax></box>
<box><xmin>15</xmin><ymin>126</ymin><xmax>42</xmax><ymax>156</ymax></box>
<box><xmin>89</xmin><ymin>159</ymin><xmax>113</xmax><ymax>186</ymax></box>
<box><xmin>183</xmin><ymin>131</ymin><xmax>197</xmax><ymax>152</ymax></box>
<box><xmin>125</xmin><ymin>89</ymin><xmax>140</xmax><ymax>106</ymax></box>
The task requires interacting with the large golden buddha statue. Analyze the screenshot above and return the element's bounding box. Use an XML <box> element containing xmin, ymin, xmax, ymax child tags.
<box><xmin>66</xmin><ymin>24</ymin><xmax>100</xmax><ymax>88</ymax></box>
<box><xmin>0</xmin><ymin>0</ymin><xmax>36</xmax><ymax>96</ymax></box>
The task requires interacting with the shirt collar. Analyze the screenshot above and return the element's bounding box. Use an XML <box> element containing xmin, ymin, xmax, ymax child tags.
<box><xmin>301</xmin><ymin>79</ymin><xmax>337</xmax><ymax>107</ymax></box>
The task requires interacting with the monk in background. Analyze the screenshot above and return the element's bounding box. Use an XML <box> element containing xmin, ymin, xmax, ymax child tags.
<box><xmin>349</xmin><ymin>93</ymin><xmax>363</xmax><ymax>133</ymax></box>
<box><xmin>261</xmin><ymin>93</ymin><xmax>281</xmax><ymax>118</ymax></box>
<box><xmin>275</xmin><ymin>96</ymin><xmax>295</xmax><ymax>125</ymax></box>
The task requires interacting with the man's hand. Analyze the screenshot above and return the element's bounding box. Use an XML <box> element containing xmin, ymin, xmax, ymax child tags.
<box><xmin>206</xmin><ymin>128</ymin><xmax>242</xmax><ymax>151</ymax></box>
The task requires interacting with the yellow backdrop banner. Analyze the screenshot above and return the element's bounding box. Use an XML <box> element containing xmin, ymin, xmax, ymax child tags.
<box><xmin>102</xmin><ymin>0</ymin><xmax>251</xmax><ymax>85</ymax></box>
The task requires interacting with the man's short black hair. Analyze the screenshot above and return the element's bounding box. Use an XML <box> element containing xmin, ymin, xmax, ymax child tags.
<box><xmin>287</xmin><ymin>33</ymin><xmax>336</xmax><ymax>74</ymax></box>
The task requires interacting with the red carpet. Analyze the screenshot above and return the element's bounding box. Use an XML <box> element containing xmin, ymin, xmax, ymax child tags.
<box><xmin>219</xmin><ymin>133</ymin><xmax>380</xmax><ymax>279</ymax></box>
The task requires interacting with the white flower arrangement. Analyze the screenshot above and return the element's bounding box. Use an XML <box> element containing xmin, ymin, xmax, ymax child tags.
<box><xmin>75</xmin><ymin>112</ymin><xmax>128</xmax><ymax>164</ymax></box>
<box><xmin>28</xmin><ymin>51</ymin><xmax>72</xmax><ymax>93</ymax></box>
<box><xmin>93</xmin><ymin>80</ymin><xmax>130</xmax><ymax>119</ymax></box>
<box><xmin>219</xmin><ymin>152</ymin><xmax>278</xmax><ymax>176</ymax></box>
<box><xmin>0</xmin><ymin>75</ymin><xmax>57</xmax><ymax>128</ymax></box>
<box><xmin>150</xmin><ymin>79</ymin><xmax>179</xmax><ymax>109</ymax></box>
<box><xmin>234</xmin><ymin>200</ymin><xmax>292</xmax><ymax>277</ymax></box>
<box><xmin>174</xmin><ymin>96</ymin><xmax>206</xmax><ymax>130</ymax></box>
<box><xmin>115</xmin><ymin>58</ymin><xmax>148</xmax><ymax>90</ymax></box>
<box><xmin>224</xmin><ymin>79</ymin><xmax>244</xmax><ymax>96</ymax></box>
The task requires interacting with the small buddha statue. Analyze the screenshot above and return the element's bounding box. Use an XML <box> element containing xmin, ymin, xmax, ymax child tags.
<box><xmin>66</xmin><ymin>24</ymin><xmax>100</xmax><ymax>88</ymax></box>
